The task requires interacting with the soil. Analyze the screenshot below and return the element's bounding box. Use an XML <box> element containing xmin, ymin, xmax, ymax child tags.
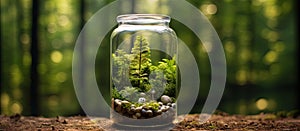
<box><xmin>0</xmin><ymin>113</ymin><xmax>299</xmax><ymax>131</ymax></box>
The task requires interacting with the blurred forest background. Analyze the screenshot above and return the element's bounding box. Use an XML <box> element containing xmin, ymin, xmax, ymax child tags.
<box><xmin>1</xmin><ymin>0</ymin><xmax>298</xmax><ymax>117</ymax></box>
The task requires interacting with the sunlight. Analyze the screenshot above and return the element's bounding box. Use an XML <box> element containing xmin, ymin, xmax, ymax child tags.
<box><xmin>23</xmin><ymin>52</ymin><xmax>31</xmax><ymax>66</ymax></box>
<box><xmin>56</xmin><ymin>72</ymin><xmax>67</xmax><ymax>83</ymax></box>
<box><xmin>200</xmin><ymin>4</ymin><xmax>218</xmax><ymax>15</ymax></box>
<box><xmin>11</xmin><ymin>102</ymin><xmax>23</xmax><ymax>114</ymax></box>
<box><xmin>224</xmin><ymin>41</ymin><xmax>235</xmax><ymax>53</ymax></box>
<box><xmin>20</xmin><ymin>33</ymin><xmax>30</xmax><ymax>45</ymax></box>
<box><xmin>264</xmin><ymin>5</ymin><xmax>280</xmax><ymax>19</ymax></box>
<box><xmin>264</xmin><ymin>51</ymin><xmax>277</xmax><ymax>64</ymax></box>
<box><xmin>63</xmin><ymin>33</ymin><xmax>74</xmax><ymax>44</ymax></box>
<box><xmin>12</xmin><ymin>88</ymin><xmax>22</xmax><ymax>100</ymax></box>
<box><xmin>10</xmin><ymin>65</ymin><xmax>22</xmax><ymax>87</ymax></box>
<box><xmin>58</xmin><ymin>15</ymin><xmax>70</xmax><ymax>27</ymax></box>
<box><xmin>47</xmin><ymin>23</ymin><xmax>57</xmax><ymax>33</ymax></box>
<box><xmin>256</xmin><ymin>98</ymin><xmax>268</xmax><ymax>110</ymax></box>
<box><xmin>267</xmin><ymin>31</ymin><xmax>279</xmax><ymax>42</ymax></box>
<box><xmin>206</xmin><ymin>4</ymin><xmax>217</xmax><ymax>15</ymax></box>
<box><xmin>51</xmin><ymin>51</ymin><xmax>63</xmax><ymax>63</ymax></box>
<box><xmin>236</xmin><ymin>70</ymin><xmax>247</xmax><ymax>85</ymax></box>
<box><xmin>273</xmin><ymin>42</ymin><xmax>285</xmax><ymax>52</ymax></box>
<box><xmin>1</xmin><ymin>93</ymin><xmax>10</xmax><ymax>111</ymax></box>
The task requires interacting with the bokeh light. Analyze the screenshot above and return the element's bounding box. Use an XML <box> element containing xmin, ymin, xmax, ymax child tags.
<box><xmin>256</xmin><ymin>98</ymin><xmax>268</xmax><ymax>110</ymax></box>
<box><xmin>51</xmin><ymin>51</ymin><xmax>63</xmax><ymax>63</ymax></box>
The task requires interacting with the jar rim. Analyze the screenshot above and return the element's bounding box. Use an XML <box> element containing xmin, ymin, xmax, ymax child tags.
<box><xmin>117</xmin><ymin>14</ymin><xmax>170</xmax><ymax>24</ymax></box>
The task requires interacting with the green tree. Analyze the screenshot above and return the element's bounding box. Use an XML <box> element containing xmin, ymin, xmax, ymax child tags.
<box><xmin>129</xmin><ymin>36</ymin><xmax>152</xmax><ymax>92</ymax></box>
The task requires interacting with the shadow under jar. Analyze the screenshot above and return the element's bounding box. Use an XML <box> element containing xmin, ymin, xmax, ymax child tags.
<box><xmin>110</xmin><ymin>14</ymin><xmax>178</xmax><ymax>129</ymax></box>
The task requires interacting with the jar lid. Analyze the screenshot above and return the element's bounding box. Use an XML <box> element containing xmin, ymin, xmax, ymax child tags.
<box><xmin>117</xmin><ymin>14</ymin><xmax>170</xmax><ymax>25</ymax></box>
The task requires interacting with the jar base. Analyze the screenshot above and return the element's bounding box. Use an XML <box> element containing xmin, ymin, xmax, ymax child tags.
<box><xmin>113</xmin><ymin>122</ymin><xmax>174</xmax><ymax>130</ymax></box>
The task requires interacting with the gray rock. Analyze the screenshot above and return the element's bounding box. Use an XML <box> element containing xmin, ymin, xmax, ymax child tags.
<box><xmin>115</xmin><ymin>105</ymin><xmax>122</xmax><ymax>112</ymax></box>
<box><xmin>171</xmin><ymin>103</ymin><xmax>176</xmax><ymax>109</ymax></box>
<box><xmin>146</xmin><ymin>110</ymin><xmax>153</xmax><ymax>117</ymax></box>
<box><xmin>114</xmin><ymin>99</ymin><xmax>121</xmax><ymax>103</ymax></box>
<box><xmin>115</xmin><ymin>99</ymin><xmax>122</xmax><ymax>106</ymax></box>
<box><xmin>167</xmin><ymin>103</ymin><xmax>172</xmax><ymax>107</ymax></box>
<box><xmin>135</xmin><ymin>112</ymin><xmax>141</xmax><ymax>118</ymax></box>
<box><xmin>161</xmin><ymin>95</ymin><xmax>172</xmax><ymax>104</ymax></box>
<box><xmin>135</xmin><ymin>106</ymin><xmax>142</xmax><ymax>113</ymax></box>
<box><xmin>141</xmin><ymin>109</ymin><xmax>147</xmax><ymax>116</ymax></box>
<box><xmin>128</xmin><ymin>107</ymin><xmax>135</xmax><ymax>115</ymax></box>
<box><xmin>132</xmin><ymin>115</ymin><xmax>138</xmax><ymax>119</ymax></box>
<box><xmin>154</xmin><ymin>109</ymin><xmax>162</xmax><ymax>116</ymax></box>
<box><xmin>143</xmin><ymin>105</ymin><xmax>152</xmax><ymax>110</ymax></box>
<box><xmin>161</xmin><ymin>105</ymin><xmax>170</xmax><ymax>112</ymax></box>
<box><xmin>158</xmin><ymin>102</ymin><xmax>163</xmax><ymax>106</ymax></box>
<box><xmin>121</xmin><ymin>100</ymin><xmax>130</xmax><ymax>105</ymax></box>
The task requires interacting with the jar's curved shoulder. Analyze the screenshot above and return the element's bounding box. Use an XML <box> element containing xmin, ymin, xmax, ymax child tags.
<box><xmin>111</xmin><ymin>25</ymin><xmax>176</xmax><ymax>36</ymax></box>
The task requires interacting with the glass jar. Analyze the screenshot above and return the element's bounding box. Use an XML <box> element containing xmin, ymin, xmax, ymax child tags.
<box><xmin>110</xmin><ymin>14</ymin><xmax>178</xmax><ymax>129</ymax></box>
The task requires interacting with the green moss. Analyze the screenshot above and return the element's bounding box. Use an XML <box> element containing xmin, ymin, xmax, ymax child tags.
<box><xmin>121</xmin><ymin>101</ymin><xmax>131</xmax><ymax>109</ymax></box>
<box><xmin>144</xmin><ymin>101</ymin><xmax>160</xmax><ymax>111</ymax></box>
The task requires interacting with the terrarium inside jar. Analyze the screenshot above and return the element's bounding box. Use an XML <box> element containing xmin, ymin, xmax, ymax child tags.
<box><xmin>110</xmin><ymin>14</ymin><xmax>178</xmax><ymax>128</ymax></box>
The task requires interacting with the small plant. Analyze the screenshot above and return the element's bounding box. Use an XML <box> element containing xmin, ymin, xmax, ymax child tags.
<box><xmin>119</xmin><ymin>86</ymin><xmax>139</xmax><ymax>101</ymax></box>
<box><xmin>129</xmin><ymin>36</ymin><xmax>152</xmax><ymax>92</ymax></box>
<box><xmin>112</xmin><ymin>36</ymin><xmax>176</xmax><ymax>103</ymax></box>
<box><xmin>112</xmin><ymin>87</ymin><xmax>124</xmax><ymax>100</ymax></box>
<box><xmin>112</xmin><ymin>49</ymin><xmax>131</xmax><ymax>91</ymax></box>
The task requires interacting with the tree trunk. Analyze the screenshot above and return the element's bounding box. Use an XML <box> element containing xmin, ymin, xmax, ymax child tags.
<box><xmin>30</xmin><ymin>0</ymin><xmax>40</xmax><ymax>116</ymax></box>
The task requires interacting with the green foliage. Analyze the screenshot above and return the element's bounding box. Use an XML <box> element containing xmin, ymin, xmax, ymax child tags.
<box><xmin>112</xmin><ymin>36</ymin><xmax>177</xmax><ymax>102</ymax></box>
<box><xmin>149</xmin><ymin>70</ymin><xmax>166</xmax><ymax>100</ymax></box>
<box><xmin>121</xmin><ymin>101</ymin><xmax>132</xmax><ymax>109</ymax></box>
<box><xmin>154</xmin><ymin>57</ymin><xmax>177</xmax><ymax>98</ymax></box>
<box><xmin>112</xmin><ymin>87</ymin><xmax>124</xmax><ymax>100</ymax></box>
<box><xmin>129</xmin><ymin>36</ymin><xmax>152</xmax><ymax>92</ymax></box>
<box><xmin>119</xmin><ymin>87</ymin><xmax>139</xmax><ymax>101</ymax></box>
<box><xmin>112</xmin><ymin>49</ymin><xmax>131</xmax><ymax>90</ymax></box>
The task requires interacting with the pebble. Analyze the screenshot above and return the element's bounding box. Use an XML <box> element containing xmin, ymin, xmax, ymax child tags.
<box><xmin>158</xmin><ymin>102</ymin><xmax>163</xmax><ymax>106</ymax></box>
<box><xmin>132</xmin><ymin>115</ymin><xmax>138</xmax><ymax>119</ymax></box>
<box><xmin>161</xmin><ymin>105</ymin><xmax>170</xmax><ymax>112</ymax></box>
<box><xmin>135</xmin><ymin>106</ymin><xmax>142</xmax><ymax>113</ymax></box>
<box><xmin>161</xmin><ymin>95</ymin><xmax>172</xmax><ymax>104</ymax></box>
<box><xmin>115</xmin><ymin>100</ymin><xmax>122</xmax><ymax>106</ymax></box>
<box><xmin>146</xmin><ymin>110</ymin><xmax>153</xmax><ymax>117</ymax></box>
<box><xmin>171</xmin><ymin>103</ymin><xmax>176</xmax><ymax>109</ymax></box>
<box><xmin>112</xmin><ymin>98</ymin><xmax>175</xmax><ymax>119</ymax></box>
<box><xmin>167</xmin><ymin>103</ymin><xmax>172</xmax><ymax>107</ymax></box>
<box><xmin>143</xmin><ymin>105</ymin><xmax>152</xmax><ymax>110</ymax></box>
<box><xmin>121</xmin><ymin>100</ymin><xmax>130</xmax><ymax>105</ymax></box>
<box><xmin>154</xmin><ymin>109</ymin><xmax>162</xmax><ymax>115</ymax></box>
<box><xmin>135</xmin><ymin>112</ymin><xmax>141</xmax><ymax>118</ymax></box>
<box><xmin>141</xmin><ymin>109</ymin><xmax>147</xmax><ymax>116</ymax></box>
<box><xmin>115</xmin><ymin>105</ymin><xmax>122</xmax><ymax>112</ymax></box>
<box><xmin>128</xmin><ymin>107</ymin><xmax>135</xmax><ymax>115</ymax></box>
<box><xmin>115</xmin><ymin>99</ymin><xmax>121</xmax><ymax>103</ymax></box>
